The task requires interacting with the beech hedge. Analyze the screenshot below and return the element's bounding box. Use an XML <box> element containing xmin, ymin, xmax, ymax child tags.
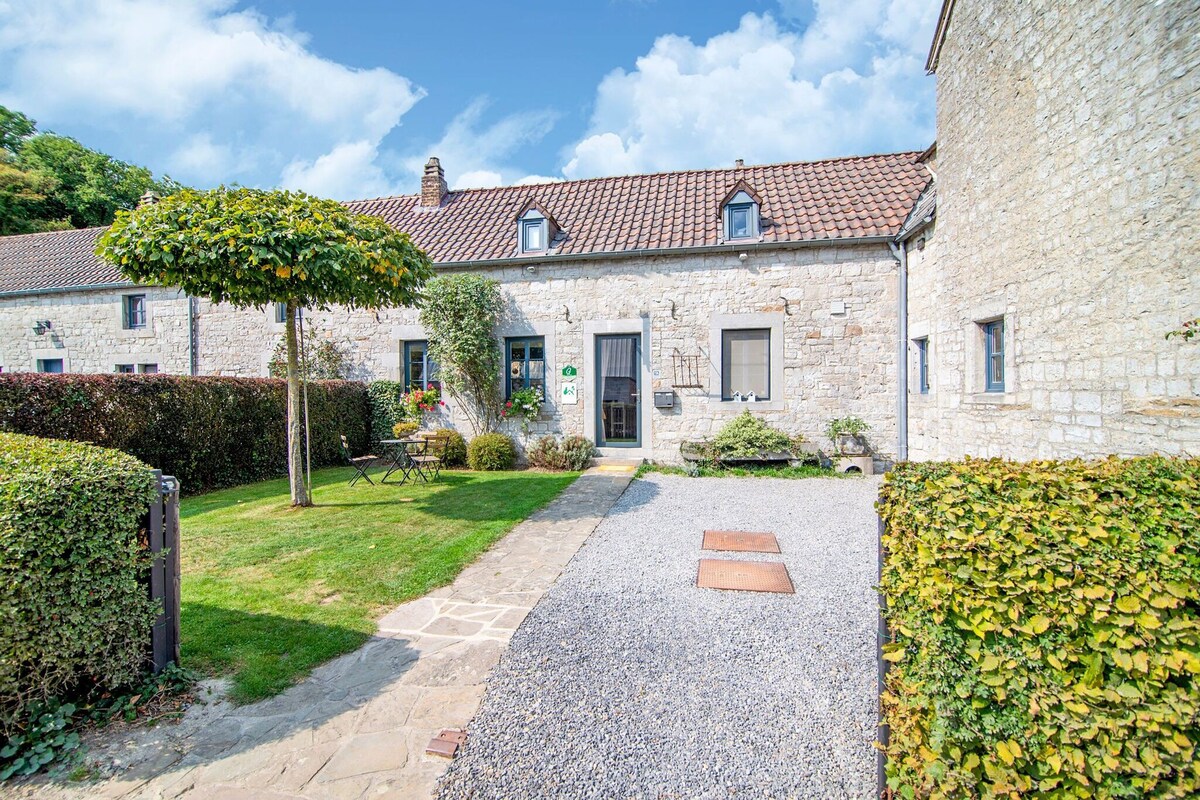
<box><xmin>0</xmin><ymin>374</ymin><xmax>369</xmax><ymax>493</ymax></box>
<box><xmin>878</xmin><ymin>456</ymin><xmax>1200</xmax><ymax>799</ymax></box>
<box><xmin>0</xmin><ymin>433</ymin><xmax>160</xmax><ymax>738</ymax></box>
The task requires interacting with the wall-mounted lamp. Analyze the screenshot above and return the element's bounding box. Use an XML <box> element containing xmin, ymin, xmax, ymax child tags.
<box><xmin>738</xmin><ymin>252</ymin><xmax>749</xmax><ymax>262</ymax></box>
<box><xmin>779</xmin><ymin>296</ymin><xmax>792</xmax><ymax>316</ymax></box>
<box><xmin>563</xmin><ymin>305</ymin><xmax>572</xmax><ymax>323</ymax></box>
<box><xmin>524</xmin><ymin>264</ymin><xmax>537</xmax><ymax>275</ymax></box>
<box><xmin>668</xmin><ymin>299</ymin><xmax>677</xmax><ymax>319</ymax></box>
<box><xmin>32</xmin><ymin>320</ymin><xmax>52</xmax><ymax>335</ymax></box>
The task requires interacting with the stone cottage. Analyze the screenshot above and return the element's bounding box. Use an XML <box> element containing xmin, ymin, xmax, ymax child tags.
<box><xmin>1</xmin><ymin>0</ymin><xmax>1195</xmax><ymax>464</ymax></box>
<box><xmin>0</xmin><ymin>154</ymin><xmax>927</xmax><ymax>463</ymax></box>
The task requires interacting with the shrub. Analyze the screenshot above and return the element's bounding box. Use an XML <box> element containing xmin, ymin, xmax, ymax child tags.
<box><xmin>527</xmin><ymin>435</ymin><xmax>562</xmax><ymax>470</ymax></box>
<box><xmin>878</xmin><ymin>456</ymin><xmax>1200</xmax><ymax>799</ymax></box>
<box><xmin>367</xmin><ymin>380</ymin><xmax>407</xmax><ymax>445</ymax></box>
<box><xmin>0</xmin><ymin>433</ymin><xmax>160</xmax><ymax>742</ymax></box>
<box><xmin>711</xmin><ymin>411</ymin><xmax>795</xmax><ymax>459</ymax></box>
<box><xmin>434</xmin><ymin>428</ymin><xmax>468</xmax><ymax>468</ymax></box>
<box><xmin>526</xmin><ymin>435</ymin><xmax>595</xmax><ymax>471</ymax></box>
<box><xmin>468</xmin><ymin>433</ymin><xmax>516</xmax><ymax>471</ymax></box>
<box><xmin>0</xmin><ymin>374</ymin><xmax>369</xmax><ymax>494</ymax></box>
<box><xmin>560</xmin><ymin>436</ymin><xmax>596</xmax><ymax>471</ymax></box>
<box><xmin>392</xmin><ymin>421</ymin><xmax>419</xmax><ymax>439</ymax></box>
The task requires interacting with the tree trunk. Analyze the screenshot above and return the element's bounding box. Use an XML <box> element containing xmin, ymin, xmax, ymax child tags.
<box><xmin>285</xmin><ymin>299</ymin><xmax>311</xmax><ymax>507</ymax></box>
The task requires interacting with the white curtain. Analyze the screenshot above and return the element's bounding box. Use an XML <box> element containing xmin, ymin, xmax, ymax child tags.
<box><xmin>723</xmin><ymin>330</ymin><xmax>769</xmax><ymax>398</ymax></box>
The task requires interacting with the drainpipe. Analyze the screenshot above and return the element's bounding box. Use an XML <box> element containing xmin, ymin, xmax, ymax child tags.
<box><xmin>888</xmin><ymin>240</ymin><xmax>908</xmax><ymax>462</ymax></box>
<box><xmin>187</xmin><ymin>295</ymin><xmax>198</xmax><ymax>376</ymax></box>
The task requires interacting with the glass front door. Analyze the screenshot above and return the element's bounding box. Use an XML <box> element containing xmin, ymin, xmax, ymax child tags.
<box><xmin>596</xmin><ymin>334</ymin><xmax>640</xmax><ymax>447</ymax></box>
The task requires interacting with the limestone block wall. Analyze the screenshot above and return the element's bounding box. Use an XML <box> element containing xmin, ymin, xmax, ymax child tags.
<box><xmin>0</xmin><ymin>287</ymin><xmax>191</xmax><ymax>375</ymax></box>
<box><xmin>908</xmin><ymin>0</ymin><xmax>1200</xmax><ymax>460</ymax></box>
<box><xmin>196</xmin><ymin>244</ymin><xmax>901</xmax><ymax>463</ymax></box>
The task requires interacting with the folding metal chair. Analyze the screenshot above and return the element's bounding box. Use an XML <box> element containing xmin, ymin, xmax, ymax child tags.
<box><xmin>408</xmin><ymin>432</ymin><xmax>449</xmax><ymax>483</ymax></box>
<box><xmin>341</xmin><ymin>434</ymin><xmax>381</xmax><ymax>486</ymax></box>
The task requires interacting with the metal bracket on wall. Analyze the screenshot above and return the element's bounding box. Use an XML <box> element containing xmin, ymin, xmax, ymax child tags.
<box><xmin>671</xmin><ymin>349</ymin><xmax>704</xmax><ymax>389</ymax></box>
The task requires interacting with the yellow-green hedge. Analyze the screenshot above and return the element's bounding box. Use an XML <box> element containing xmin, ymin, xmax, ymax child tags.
<box><xmin>878</xmin><ymin>456</ymin><xmax>1200</xmax><ymax>799</ymax></box>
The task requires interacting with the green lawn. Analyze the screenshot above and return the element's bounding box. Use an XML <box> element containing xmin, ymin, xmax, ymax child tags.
<box><xmin>179</xmin><ymin>466</ymin><xmax>578</xmax><ymax>703</ymax></box>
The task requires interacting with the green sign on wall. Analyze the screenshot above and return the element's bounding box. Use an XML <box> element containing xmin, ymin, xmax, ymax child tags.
<box><xmin>562</xmin><ymin>365</ymin><xmax>577</xmax><ymax>377</ymax></box>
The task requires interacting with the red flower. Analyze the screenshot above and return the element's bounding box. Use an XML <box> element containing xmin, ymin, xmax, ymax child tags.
<box><xmin>505</xmin><ymin>401</ymin><xmax>513</xmax><ymax>408</ymax></box>
<box><xmin>439</xmin><ymin>401</ymin><xmax>445</xmax><ymax>406</ymax></box>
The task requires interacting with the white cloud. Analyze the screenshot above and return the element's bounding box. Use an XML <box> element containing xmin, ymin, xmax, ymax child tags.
<box><xmin>0</xmin><ymin>0</ymin><xmax>423</xmax><ymax>196</ymax></box>
<box><xmin>400</xmin><ymin>98</ymin><xmax>557</xmax><ymax>190</ymax></box>
<box><xmin>281</xmin><ymin>140</ymin><xmax>394</xmax><ymax>200</ymax></box>
<box><xmin>562</xmin><ymin>2</ymin><xmax>937</xmax><ymax>178</ymax></box>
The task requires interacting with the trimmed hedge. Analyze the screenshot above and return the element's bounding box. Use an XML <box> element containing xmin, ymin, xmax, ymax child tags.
<box><xmin>0</xmin><ymin>433</ymin><xmax>160</xmax><ymax>738</ymax></box>
<box><xmin>0</xmin><ymin>374</ymin><xmax>369</xmax><ymax>493</ymax></box>
<box><xmin>878</xmin><ymin>457</ymin><xmax>1200</xmax><ymax>799</ymax></box>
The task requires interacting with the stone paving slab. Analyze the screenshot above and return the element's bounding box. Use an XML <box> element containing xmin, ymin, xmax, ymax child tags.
<box><xmin>10</xmin><ymin>467</ymin><xmax>634</xmax><ymax>800</ymax></box>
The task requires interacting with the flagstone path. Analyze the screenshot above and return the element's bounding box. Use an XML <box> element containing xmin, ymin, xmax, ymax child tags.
<box><xmin>14</xmin><ymin>465</ymin><xmax>635</xmax><ymax>800</ymax></box>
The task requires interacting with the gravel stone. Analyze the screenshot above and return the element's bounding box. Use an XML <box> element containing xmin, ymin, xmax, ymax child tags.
<box><xmin>435</xmin><ymin>473</ymin><xmax>882</xmax><ymax>800</ymax></box>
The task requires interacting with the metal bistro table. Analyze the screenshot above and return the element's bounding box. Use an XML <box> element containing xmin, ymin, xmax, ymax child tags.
<box><xmin>378</xmin><ymin>437</ymin><xmax>428</xmax><ymax>485</ymax></box>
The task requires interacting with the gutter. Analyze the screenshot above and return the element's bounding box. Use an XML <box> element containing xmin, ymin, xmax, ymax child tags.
<box><xmin>434</xmin><ymin>234</ymin><xmax>897</xmax><ymax>271</ymax></box>
<box><xmin>0</xmin><ymin>281</ymin><xmax>135</xmax><ymax>299</ymax></box>
<box><xmin>187</xmin><ymin>294</ymin><xmax>198</xmax><ymax>376</ymax></box>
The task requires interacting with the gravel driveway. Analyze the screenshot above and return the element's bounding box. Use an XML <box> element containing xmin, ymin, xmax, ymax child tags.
<box><xmin>435</xmin><ymin>473</ymin><xmax>882</xmax><ymax>800</ymax></box>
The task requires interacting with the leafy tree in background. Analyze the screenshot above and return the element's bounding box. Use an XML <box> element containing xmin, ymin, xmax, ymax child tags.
<box><xmin>0</xmin><ymin>105</ymin><xmax>180</xmax><ymax>234</ymax></box>
<box><xmin>419</xmin><ymin>275</ymin><xmax>504</xmax><ymax>436</ymax></box>
<box><xmin>96</xmin><ymin>187</ymin><xmax>433</xmax><ymax>506</ymax></box>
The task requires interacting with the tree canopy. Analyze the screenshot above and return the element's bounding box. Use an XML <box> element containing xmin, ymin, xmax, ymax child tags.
<box><xmin>0</xmin><ymin>105</ymin><xmax>181</xmax><ymax>235</ymax></box>
<box><xmin>95</xmin><ymin>187</ymin><xmax>433</xmax><ymax>309</ymax></box>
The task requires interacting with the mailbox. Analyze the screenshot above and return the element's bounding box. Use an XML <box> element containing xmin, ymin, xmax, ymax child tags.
<box><xmin>653</xmin><ymin>391</ymin><xmax>675</xmax><ymax>408</ymax></box>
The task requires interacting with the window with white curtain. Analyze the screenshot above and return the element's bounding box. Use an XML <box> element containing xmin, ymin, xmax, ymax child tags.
<box><xmin>721</xmin><ymin>329</ymin><xmax>770</xmax><ymax>400</ymax></box>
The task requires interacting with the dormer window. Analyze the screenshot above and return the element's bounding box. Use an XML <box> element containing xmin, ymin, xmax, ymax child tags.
<box><xmin>723</xmin><ymin>190</ymin><xmax>760</xmax><ymax>240</ymax></box>
<box><xmin>521</xmin><ymin>215</ymin><xmax>546</xmax><ymax>253</ymax></box>
<box><xmin>516</xmin><ymin>201</ymin><xmax>559</xmax><ymax>255</ymax></box>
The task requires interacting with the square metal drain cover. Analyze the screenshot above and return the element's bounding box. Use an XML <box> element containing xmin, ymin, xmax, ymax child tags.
<box><xmin>702</xmin><ymin>530</ymin><xmax>780</xmax><ymax>554</ymax></box>
<box><xmin>697</xmin><ymin>559</ymin><xmax>794</xmax><ymax>594</ymax></box>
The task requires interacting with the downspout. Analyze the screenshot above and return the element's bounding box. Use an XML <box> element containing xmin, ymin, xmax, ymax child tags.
<box><xmin>888</xmin><ymin>240</ymin><xmax>908</xmax><ymax>462</ymax></box>
<box><xmin>187</xmin><ymin>295</ymin><xmax>198</xmax><ymax>376</ymax></box>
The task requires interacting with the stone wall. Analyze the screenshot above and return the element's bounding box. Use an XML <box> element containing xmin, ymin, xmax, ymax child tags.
<box><xmin>0</xmin><ymin>287</ymin><xmax>191</xmax><ymax>375</ymax></box>
<box><xmin>908</xmin><ymin>0</ymin><xmax>1200</xmax><ymax>460</ymax></box>
<box><xmin>0</xmin><ymin>243</ymin><xmax>901</xmax><ymax>463</ymax></box>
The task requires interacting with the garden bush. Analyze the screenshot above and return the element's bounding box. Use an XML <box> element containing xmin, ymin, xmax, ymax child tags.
<box><xmin>878</xmin><ymin>456</ymin><xmax>1200</xmax><ymax>799</ymax></box>
<box><xmin>468</xmin><ymin>433</ymin><xmax>516</xmax><ymax>471</ymax></box>
<box><xmin>0</xmin><ymin>374</ymin><xmax>369</xmax><ymax>494</ymax></box>
<box><xmin>527</xmin><ymin>435</ymin><xmax>595</xmax><ymax>471</ymax></box>
<box><xmin>432</xmin><ymin>428</ymin><xmax>467</xmax><ymax>467</ymax></box>
<box><xmin>711</xmin><ymin>411</ymin><xmax>796</xmax><ymax>459</ymax></box>
<box><xmin>0</xmin><ymin>433</ymin><xmax>160</xmax><ymax>742</ymax></box>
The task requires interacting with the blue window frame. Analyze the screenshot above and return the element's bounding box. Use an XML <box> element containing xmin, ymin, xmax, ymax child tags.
<box><xmin>984</xmin><ymin>320</ymin><xmax>1005</xmax><ymax>392</ymax></box>
<box><xmin>124</xmin><ymin>294</ymin><xmax>146</xmax><ymax>329</ymax></box>
<box><xmin>506</xmin><ymin>336</ymin><xmax>545</xmax><ymax>399</ymax></box>
<box><xmin>403</xmin><ymin>340</ymin><xmax>439</xmax><ymax>391</ymax></box>
<box><xmin>915</xmin><ymin>338</ymin><xmax>929</xmax><ymax>394</ymax></box>
<box><xmin>521</xmin><ymin>218</ymin><xmax>546</xmax><ymax>252</ymax></box>
<box><xmin>274</xmin><ymin>302</ymin><xmax>287</xmax><ymax>324</ymax></box>
<box><xmin>38</xmin><ymin>358</ymin><xmax>63</xmax><ymax>373</ymax></box>
<box><xmin>115</xmin><ymin>364</ymin><xmax>135</xmax><ymax>374</ymax></box>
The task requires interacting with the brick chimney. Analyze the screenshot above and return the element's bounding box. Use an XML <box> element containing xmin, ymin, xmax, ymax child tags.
<box><xmin>420</xmin><ymin>157</ymin><xmax>448</xmax><ymax>207</ymax></box>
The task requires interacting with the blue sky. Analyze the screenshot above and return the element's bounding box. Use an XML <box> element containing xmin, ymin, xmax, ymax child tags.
<box><xmin>0</xmin><ymin>0</ymin><xmax>939</xmax><ymax>199</ymax></box>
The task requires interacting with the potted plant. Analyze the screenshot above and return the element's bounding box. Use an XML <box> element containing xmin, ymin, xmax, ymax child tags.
<box><xmin>826</xmin><ymin>417</ymin><xmax>870</xmax><ymax>455</ymax></box>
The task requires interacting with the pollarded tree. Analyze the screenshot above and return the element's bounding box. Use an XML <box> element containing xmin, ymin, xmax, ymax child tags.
<box><xmin>96</xmin><ymin>187</ymin><xmax>433</xmax><ymax>506</ymax></box>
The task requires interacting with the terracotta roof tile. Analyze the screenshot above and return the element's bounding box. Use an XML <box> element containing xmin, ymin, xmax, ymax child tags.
<box><xmin>0</xmin><ymin>152</ymin><xmax>928</xmax><ymax>294</ymax></box>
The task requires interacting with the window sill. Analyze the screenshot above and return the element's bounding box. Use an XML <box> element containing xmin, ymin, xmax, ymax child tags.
<box><xmin>965</xmin><ymin>392</ymin><xmax>1018</xmax><ymax>405</ymax></box>
<box><xmin>713</xmin><ymin>399</ymin><xmax>784</xmax><ymax>412</ymax></box>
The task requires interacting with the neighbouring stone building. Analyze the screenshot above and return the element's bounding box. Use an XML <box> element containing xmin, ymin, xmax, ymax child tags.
<box><xmin>1</xmin><ymin>0</ymin><xmax>1196</xmax><ymax>464</ymax></box>
<box><xmin>901</xmin><ymin>0</ymin><xmax>1200</xmax><ymax>460</ymax></box>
